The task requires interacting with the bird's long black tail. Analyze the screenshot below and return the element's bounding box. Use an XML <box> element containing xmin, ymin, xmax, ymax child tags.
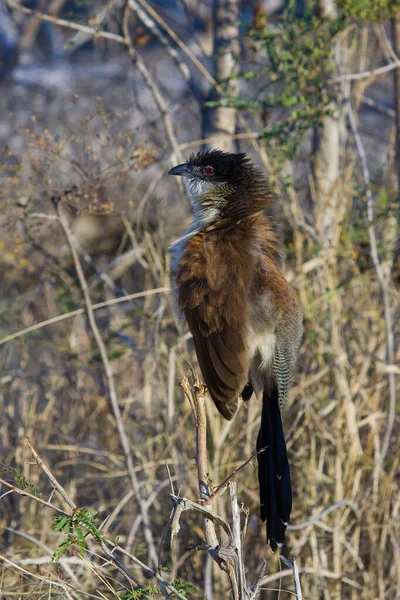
<box><xmin>257</xmin><ymin>383</ymin><xmax>292</xmax><ymax>551</ymax></box>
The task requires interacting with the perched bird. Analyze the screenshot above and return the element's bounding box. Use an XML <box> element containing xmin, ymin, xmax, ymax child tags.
<box><xmin>169</xmin><ymin>149</ymin><xmax>303</xmax><ymax>551</ymax></box>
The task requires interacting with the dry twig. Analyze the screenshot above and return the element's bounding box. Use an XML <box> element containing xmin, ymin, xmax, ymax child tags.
<box><xmin>178</xmin><ymin>376</ymin><xmax>271</xmax><ymax>600</ymax></box>
<box><xmin>330</xmin><ymin>57</ymin><xmax>400</xmax><ymax>82</ymax></box>
<box><xmin>6</xmin><ymin>0</ymin><xmax>126</xmax><ymax>45</ymax></box>
<box><xmin>26</xmin><ymin>436</ymin><xmax>77</xmax><ymax>511</ymax></box>
<box><xmin>0</xmin><ymin>286</ymin><xmax>168</xmax><ymax>347</ymax></box>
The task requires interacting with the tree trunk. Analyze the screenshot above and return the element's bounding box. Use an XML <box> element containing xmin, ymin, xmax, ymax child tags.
<box><xmin>313</xmin><ymin>0</ymin><xmax>344</xmax><ymax>247</ymax></box>
<box><xmin>392</xmin><ymin>15</ymin><xmax>400</xmax><ymax>193</ymax></box>
<box><xmin>0</xmin><ymin>0</ymin><xmax>18</xmax><ymax>77</ymax></box>
<box><xmin>202</xmin><ymin>0</ymin><xmax>239</xmax><ymax>152</ymax></box>
<box><xmin>391</xmin><ymin>14</ymin><xmax>400</xmax><ymax>284</ymax></box>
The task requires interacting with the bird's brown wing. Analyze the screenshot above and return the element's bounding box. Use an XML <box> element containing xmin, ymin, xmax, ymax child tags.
<box><xmin>176</xmin><ymin>228</ymin><xmax>254</xmax><ymax>420</ymax></box>
<box><xmin>185</xmin><ymin>310</ymin><xmax>249</xmax><ymax>420</ymax></box>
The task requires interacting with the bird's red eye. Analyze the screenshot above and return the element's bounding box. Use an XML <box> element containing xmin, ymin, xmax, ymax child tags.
<box><xmin>204</xmin><ymin>166</ymin><xmax>215</xmax><ymax>176</ymax></box>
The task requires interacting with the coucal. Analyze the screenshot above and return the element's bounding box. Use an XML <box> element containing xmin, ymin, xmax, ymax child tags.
<box><xmin>169</xmin><ymin>149</ymin><xmax>303</xmax><ymax>551</ymax></box>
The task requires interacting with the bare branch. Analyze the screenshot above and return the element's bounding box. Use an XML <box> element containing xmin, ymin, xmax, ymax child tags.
<box><xmin>178</xmin><ymin>377</ymin><xmax>268</xmax><ymax>599</ymax></box>
<box><xmin>128</xmin><ymin>0</ymin><xmax>192</xmax><ymax>88</ymax></box>
<box><xmin>123</xmin><ymin>1</ymin><xmax>184</xmax><ymax>169</ymax></box>
<box><xmin>0</xmin><ymin>286</ymin><xmax>168</xmax><ymax>347</ymax></box>
<box><xmin>0</xmin><ymin>478</ymin><xmax>71</xmax><ymax>517</ymax></box>
<box><xmin>330</xmin><ymin>58</ymin><xmax>400</xmax><ymax>82</ymax></box>
<box><xmin>26</xmin><ymin>436</ymin><xmax>77</xmax><ymax>511</ymax></box>
<box><xmin>170</xmin><ymin>494</ymin><xmax>233</xmax><ymax>541</ymax></box>
<box><xmin>287</xmin><ymin>499</ymin><xmax>357</xmax><ymax>531</ymax></box>
<box><xmin>6</xmin><ymin>0</ymin><xmax>127</xmax><ymax>45</ymax></box>
<box><xmin>105</xmin><ymin>542</ymin><xmax>189</xmax><ymax>600</ymax></box>
<box><xmin>207</xmin><ymin>448</ymin><xmax>265</xmax><ymax>502</ymax></box>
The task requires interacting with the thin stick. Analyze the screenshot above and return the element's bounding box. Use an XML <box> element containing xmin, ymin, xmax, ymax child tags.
<box><xmin>0</xmin><ymin>287</ymin><xmax>168</xmax><ymax>346</ymax></box>
<box><xmin>0</xmin><ymin>479</ymin><xmax>71</xmax><ymax>517</ymax></box>
<box><xmin>134</xmin><ymin>0</ymin><xmax>217</xmax><ymax>87</ymax></box>
<box><xmin>292</xmin><ymin>559</ymin><xmax>303</xmax><ymax>600</ymax></box>
<box><xmin>123</xmin><ymin>2</ymin><xmax>184</xmax><ymax>168</ymax></box>
<box><xmin>207</xmin><ymin>448</ymin><xmax>266</xmax><ymax>503</ymax></box>
<box><xmin>229</xmin><ymin>484</ymin><xmax>246</xmax><ymax>598</ymax></box>
<box><xmin>6</xmin><ymin>0</ymin><xmax>126</xmax><ymax>45</ymax></box>
<box><xmin>287</xmin><ymin>499</ymin><xmax>357</xmax><ymax>531</ymax></box>
<box><xmin>26</xmin><ymin>436</ymin><xmax>77</xmax><ymax>511</ymax></box>
<box><xmin>105</xmin><ymin>543</ymin><xmax>189</xmax><ymax>600</ymax></box>
<box><xmin>356</xmin><ymin>94</ymin><xmax>396</xmax><ymax>118</ymax></box>
<box><xmin>330</xmin><ymin>57</ymin><xmax>400</xmax><ymax>82</ymax></box>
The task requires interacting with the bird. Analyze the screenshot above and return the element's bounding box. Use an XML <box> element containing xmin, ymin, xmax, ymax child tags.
<box><xmin>168</xmin><ymin>149</ymin><xmax>303</xmax><ymax>551</ymax></box>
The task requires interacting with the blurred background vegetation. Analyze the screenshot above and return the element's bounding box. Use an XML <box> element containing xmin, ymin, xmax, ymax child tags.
<box><xmin>0</xmin><ymin>0</ymin><xmax>399</xmax><ymax>598</ymax></box>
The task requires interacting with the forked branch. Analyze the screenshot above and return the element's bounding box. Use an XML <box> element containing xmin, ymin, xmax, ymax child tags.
<box><xmin>176</xmin><ymin>375</ymin><xmax>267</xmax><ymax>600</ymax></box>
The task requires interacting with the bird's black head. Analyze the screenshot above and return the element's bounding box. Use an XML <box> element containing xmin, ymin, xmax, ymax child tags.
<box><xmin>169</xmin><ymin>149</ymin><xmax>247</xmax><ymax>184</ymax></box>
<box><xmin>168</xmin><ymin>149</ymin><xmax>274</xmax><ymax>224</ymax></box>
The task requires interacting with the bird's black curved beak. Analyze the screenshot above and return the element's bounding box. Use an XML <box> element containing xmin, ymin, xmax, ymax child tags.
<box><xmin>168</xmin><ymin>163</ymin><xmax>190</xmax><ymax>177</ymax></box>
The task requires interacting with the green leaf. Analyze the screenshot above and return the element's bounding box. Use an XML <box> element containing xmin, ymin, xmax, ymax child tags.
<box><xmin>53</xmin><ymin>516</ymin><xmax>70</xmax><ymax>532</ymax></box>
<box><xmin>282</xmin><ymin>95</ymin><xmax>298</xmax><ymax>107</ymax></box>
<box><xmin>172</xmin><ymin>578</ymin><xmax>197</xmax><ymax>597</ymax></box>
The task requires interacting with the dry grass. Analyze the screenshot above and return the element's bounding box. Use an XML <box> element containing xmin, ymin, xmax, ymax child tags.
<box><xmin>1</xmin><ymin>120</ymin><xmax>399</xmax><ymax>598</ymax></box>
<box><xmin>1</xmin><ymin>7</ymin><xmax>400</xmax><ymax>599</ymax></box>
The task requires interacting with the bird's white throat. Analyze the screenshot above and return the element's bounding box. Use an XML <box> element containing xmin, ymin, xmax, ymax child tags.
<box><xmin>185</xmin><ymin>178</ymin><xmax>222</xmax><ymax>226</ymax></box>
